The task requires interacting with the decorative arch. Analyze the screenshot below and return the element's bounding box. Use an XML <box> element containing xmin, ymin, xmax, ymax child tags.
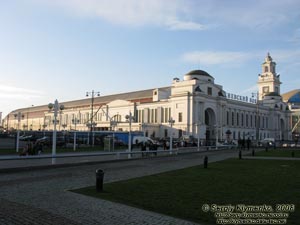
<box><xmin>204</xmin><ymin>108</ymin><xmax>216</xmax><ymax>143</ymax></box>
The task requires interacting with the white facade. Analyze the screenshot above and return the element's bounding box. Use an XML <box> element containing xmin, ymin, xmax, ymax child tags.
<box><xmin>4</xmin><ymin>54</ymin><xmax>292</xmax><ymax>142</ymax></box>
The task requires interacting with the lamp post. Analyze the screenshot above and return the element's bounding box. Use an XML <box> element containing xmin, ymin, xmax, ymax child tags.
<box><xmin>48</xmin><ymin>100</ymin><xmax>64</xmax><ymax>162</ymax></box>
<box><xmin>140</xmin><ymin>123</ymin><xmax>146</xmax><ymax>145</ymax></box>
<box><xmin>110</xmin><ymin>120</ymin><xmax>118</xmax><ymax>151</ymax></box>
<box><xmin>197</xmin><ymin>122</ymin><xmax>201</xmax><ymax>151</ymax></box>
<box><xmin>252</xmin><ymin>92</ymin><xmax>260</xmax><ymax>142</ymax></box>
<box><xmin>214</xmin><ymin>125</ymin><xmax>219</xmax><ymax>149</ymax></box>
<box><xmin>168</xmin><ymin>118</ymin><xmax>175</xmax><ymax>154</ymax></box>
<box><xmin>126</xmin><ymin>112</ymin><xmax>135</xmax><ymax>159</ymax></box>
<box><xmin>14</xmin><ymin>112</ymin><xmax>24</xmax><ymax>153</ymax></box>
<box><xmin>72</xmin><ymin>118</ymin><xmax>80</xmax><ymax>151</ymax></box>
<box><xmin>86</xmin><ymin>90</ymin><xmax>100</xmax><ymax>146</ymax></box>
<box><xmin>42</xmin><ymin>124</ymin><xmax>47</xmax><ymax>136</ymax></box>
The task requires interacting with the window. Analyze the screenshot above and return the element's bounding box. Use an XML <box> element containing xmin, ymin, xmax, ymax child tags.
<box><xmin>178</xmin><ymin>112</ymin><xmax>183</xmax><ymax>122</ymax></box>
<box><xmin>263</xmin><ymin>86</ymin><xmax>269</xmax><ymax>93</ymax></box>
<box><xmin>164</xmin><ymin>129</ymin><xmax>168</xmax><ymax>138</ymax></box>
<box><xmin>164</xmin><ymin>108</ymin><xmax>169</xmax><ymax>122</ymax></box>
<box><xmin>237</xmin><ymin>113</ymin><xmax>239</xmax><ymax>126</ymax></box>
<box><xmin>227</xmin><ymin>111</ymin><xmax>229</xmax><ymax>125</ymax></box>
<box><xmin>241</xmin><ymin>114</ymin><xmax>244</xmax><ymax>127</ymax></box>
<box><xmin>207</xmin><ymin>87</ymin><xmax>212</xmax><ymax>96</ymax></box>
<box><xmin>264</xmin><ymin>66</ymin><xmax>268</xmax><ymax>72</ymax></box>
<box><xmin>232</xmin><ymin>112</ymin><xmax>235</xmax><ymax>126</ymax></box>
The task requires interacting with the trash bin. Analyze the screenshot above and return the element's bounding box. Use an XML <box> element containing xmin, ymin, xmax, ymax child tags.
<box><xmin>204</xmin><ymin>156</ymin><xmax>208</xmax><ymax>168</ymax></box>
<box><xmin>96</xmin><ymin>169</ymin><xmax>104</xmax><ymax>192</ymax></box>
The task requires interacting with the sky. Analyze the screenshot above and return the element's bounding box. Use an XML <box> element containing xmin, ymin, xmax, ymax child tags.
<box><xmin>1</xmin><ymin>0</ymin><xmax>300</xmax><ymax>118</ymax></box>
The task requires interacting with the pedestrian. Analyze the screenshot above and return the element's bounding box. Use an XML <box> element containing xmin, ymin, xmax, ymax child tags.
<box><xmin>246</xmin><ymin>138</ymin><xmax>251</xmax><ymax>150</ymax></box>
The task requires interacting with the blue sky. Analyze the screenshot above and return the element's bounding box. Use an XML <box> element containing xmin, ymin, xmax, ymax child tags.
<box><xmin>1</xmin><ymin>0</ymin><xmax>300</xmax><ymax>117</ymax></box>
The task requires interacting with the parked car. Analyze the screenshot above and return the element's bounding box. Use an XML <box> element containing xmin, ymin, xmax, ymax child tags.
<box><xmin>260</xmin><ymin>138</ymin><xmax>275</xmax><ymax>147</ymax></box>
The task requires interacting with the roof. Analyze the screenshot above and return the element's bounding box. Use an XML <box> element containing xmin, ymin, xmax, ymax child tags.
<box><xmin>8</xmin><ymin>86</ymin><xmax>171</xmax><ymax>116</ymax></box>
<box><xmin>185</xmin><ymin>70</ymin><xmax>212</xmax><ymax>78</ymax></box>
<box><xmin>282</xmin><ymin>89</ymin><xmax>300</xmax><ymax>103</ymax></box>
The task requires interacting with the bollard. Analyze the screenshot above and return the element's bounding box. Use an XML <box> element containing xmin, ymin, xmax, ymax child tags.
<box><xmin>204</xmin><ymin>156</ymin><xmax>208</xmax><ymax>168</ymax></box>
<box><xmin>252</xmin><ymin>149</ymin><xmax>255</xmax><ymax>156</ymax></box>
<box><xmin>239</xmin><ymin>150</ymin><xmax>242</xmax><ymax>160</ymax></box>
<box><xmin>96</xmin><ymin>169</ymin><xmax>104</xmax><ymax>192</ymax></box>
<box><xmin>292</xmin><ymin>151</ymin><xmax>295</xmax><ymax>158</ymax></box>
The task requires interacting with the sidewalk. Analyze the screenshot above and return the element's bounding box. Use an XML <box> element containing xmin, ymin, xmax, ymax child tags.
<box><xmin>0</xmin><ymin>146</ymin><xmax>229</xmax><ymax>172</ymax></box>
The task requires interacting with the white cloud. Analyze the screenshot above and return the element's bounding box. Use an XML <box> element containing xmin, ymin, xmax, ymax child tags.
<box><xmin>166</xmin><ymin>18</ymin><xmax>205</xmax><ymax>31</ymax></box>
<box><xmin>0</xmin><ymin>84</ymin><xmax>44</xmax><ymax>100</ymax></box>
<box><xmin>35</xmin><ymin>0</ymin><xmax>204</xmax><ymax>30</ymax></box>
<box><xmin>32</xmin><ymin>0</ymin><xmax>300</xmax><ymax>31</ymax></box>
<box><xmin>193</xmin><ymin>0</ymin><xmax>300</xmax><ymax>29</ymax></box>
<box><xmin>182</xmin><ymin>49</ymin><xmax>300</xmax><ymax>67</ymax></box>
<box><xmin>239</xmin><ymin>85</ymin><xmax>258</xmax><ymax>95</ymax></box>
<box><xmin>182</xmin><ymin>51</ymin><xmax>255</xmax><ymax>65</ymax></box>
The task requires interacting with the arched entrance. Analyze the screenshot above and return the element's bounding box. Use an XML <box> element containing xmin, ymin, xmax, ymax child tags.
<box><xmin>205</xmin><ymin>108</ymin><xmax>216</xmax><ymax>145</ymax></box>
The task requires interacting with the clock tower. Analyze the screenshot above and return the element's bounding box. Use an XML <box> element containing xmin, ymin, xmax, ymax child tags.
<box><xmin>257</xmin><ymin>53</ymin><xmax>281</xmax><ymax>100</ymax></box>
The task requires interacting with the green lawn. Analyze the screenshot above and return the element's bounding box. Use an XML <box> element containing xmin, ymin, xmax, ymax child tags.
<box><xmin>73</xmin><ymin>159</ymin><xmax>300</xmax><ymax>225</ymax></box>
<box><xmin>253</xmin><ymin>149</ymin><xmax>300</xmax><ymax>158</ymax></box>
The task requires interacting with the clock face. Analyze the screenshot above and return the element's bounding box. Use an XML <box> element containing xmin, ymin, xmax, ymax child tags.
<box><xmin>263</xmin><ymin>86</ymin><xmax>269</xmax><ymax>93</ymax></box>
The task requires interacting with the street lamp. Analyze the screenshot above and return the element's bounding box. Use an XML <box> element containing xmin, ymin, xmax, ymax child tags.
<box><xmin>42</xmin><ymin>124</ymin><xmax>47</xmax><ymax>136</ymax></box>
<box><xmin>214</xmin><ymin>125</ymin><xmax>219</xmax><ymax>149</ymax></box>
<box><xmin>48</xmin><ymin>100</ymin><xmax>64</xmax><ymax>161</ymax></box>
<box><xmin>196</xmin><ymin>122</ymin><xmax>201</xmax><ymax>151</ymax></box>
<box><xmin>72</xmin><ymin>118</ymin><xmax>80</xmax><ymax>151</ymax></box>
<box><xmin>252</xmin><ymin>92</ymin><xmax>260</xmax><ymax>142</ymax></box>
<box><xmin>141</xmin><ymin>123</ymin><xmax>146</xmax><ymax>146</ymax></box>
<box><xmin>86</xmin><ymin>90</ymin><xmax>100</xmax><ymax>146</ymax></box>
<box><xmin>126</xmin><ymin>112</ymin><xmax>135</xmax><ymax>159</ymax></box>
<box><xmin>14</xmin><ymin>112</ymin><xmax>24</xmax><ymax>153</ymax></box>
<box><xmin>110</xmin><ymin>120</ymin><xmax>118</xmax><ymax>152</ymax></box>
<box><xmin>168</xmin><ymin>118</ymin><xmax>175</xmax><ymax>154</ymax></box>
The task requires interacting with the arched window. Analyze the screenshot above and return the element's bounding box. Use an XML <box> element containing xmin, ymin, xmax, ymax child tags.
<box><xmin>241</xmin><ymin>113</ymin><xmax>244</xmax><ymax>127</ymax></box>
<box><xmin>264</xmin><ymin>66</ymin><xmax>268</xmax><ymax>72</ymax></box>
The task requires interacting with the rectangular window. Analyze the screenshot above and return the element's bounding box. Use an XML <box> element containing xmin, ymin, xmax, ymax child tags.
<box><xmin>178</xmin><ymin>112</ymin><xmax>183</xmax><ymax>122</ymax></box>
<box><xmin>164</xmin><ymin>129</ymin><xmax>168</xmax><ymax>138</ymax></box>
<box><xmin>227</xmin><ymin>111</ymin><xmax>229</xmax><ymax>125</ymax></box>
<box><xmin>241</xmin><ymin>114</ymin><xmax>244</xmax><ymax>127</ymax></box>
<box><xmin>164</xmin><ymin>108</ymin><xmax>168</xmax><ymax>122</ymax></box>
<box><xmin>208</xmin><ymin>87</ymin><xmax>212</xmax><ymax>96</ymax></box>
<box><xmin>151</xmin><ymin>109</ymin><xmax>154</xmax><ymax>123</ymax></box>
